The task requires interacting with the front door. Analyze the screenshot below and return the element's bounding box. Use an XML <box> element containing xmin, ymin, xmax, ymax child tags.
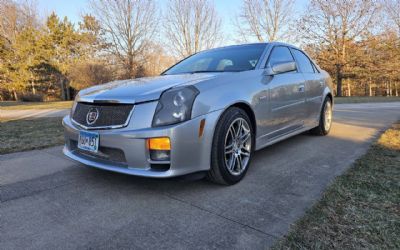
<box><xmin>258</xmin><ymin>46</ymin><xmax>306</xmax><ymax>140</ymax></box>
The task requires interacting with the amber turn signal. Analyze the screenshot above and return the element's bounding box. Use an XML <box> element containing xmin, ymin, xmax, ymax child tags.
<box><xmin>148</xmin><ymin>137</ymin><xmax>171</xmax><ymax>150</ymax></box>
<box><xmin>199</xmin><ymin>119</ymin><xmax>206</xmax><ymax>137</ymax></box>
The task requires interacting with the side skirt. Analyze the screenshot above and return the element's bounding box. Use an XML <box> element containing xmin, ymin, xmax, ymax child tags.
<box><xmin>254</xmin><ymin>126</ymin><xmax>314</xmax><ymax>151</ymax></box>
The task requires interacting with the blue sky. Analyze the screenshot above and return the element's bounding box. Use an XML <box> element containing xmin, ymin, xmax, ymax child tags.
<box><xmin>37</xmin><ymin>0</ymin><xmax>309</xmax><ymax>45</ymax></box>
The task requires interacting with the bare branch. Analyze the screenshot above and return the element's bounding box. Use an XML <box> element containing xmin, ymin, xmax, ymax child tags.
<box><xmin>164</xmin><ymin>0</ymin><xmax>222</xmax><ymax>58</ymax></box>
<box><xmin>384</xmin><ymin>0</ymin><xmax>400</xmax><ymax>34</ymax></box>
<box><xmin>88</xmin><ymin>0</ymin><xmax>158</xmax><ymax>78</ymax></box>
<box><xmin>234</xmin><ymin>0</ymin><xmax>295</xmax><ymax>42</ymax></box>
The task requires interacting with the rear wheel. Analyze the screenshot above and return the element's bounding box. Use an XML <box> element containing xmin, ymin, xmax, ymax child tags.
<box><xmin>207</xmin><ymin>107</ymin><xmax>254</xmax><ymax>185</ymax></box>
<box><xmin>310</xmin><ymin>96</ymin><xmax>332</xmax><ymax>136</ymax></box>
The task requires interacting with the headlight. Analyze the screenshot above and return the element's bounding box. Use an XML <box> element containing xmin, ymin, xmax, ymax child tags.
<box><xmin>152</xmin><ymin>86</ymin><xmax>199</xmax><ymax>127</ymax></box>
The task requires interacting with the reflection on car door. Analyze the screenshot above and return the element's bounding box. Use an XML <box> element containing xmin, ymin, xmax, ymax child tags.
<box><xmin>258</xmin><ymin>46</ymin><xmax>306</xmax><ymax>140</ymax></box>
<box><xmin>290</xmin><ymin>48</ymin><xmax>324</xmax><ymax>125</ymax></box>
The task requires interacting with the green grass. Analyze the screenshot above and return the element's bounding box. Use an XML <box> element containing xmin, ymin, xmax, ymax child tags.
<box><xmin>0</xmin><ymin>117</ymin><xmax>64</xmax><ymax>154</ymax></box>
<box><xmin>335</xmin><ymin>96</ymin><xmax>400</xmax><ymax>104</ymax></box>
<box><xmin>273</xmin><ymin>122</ymin><xmax>400</xmax><ymax>249</ymax></box>
<box><xmin>0</xmin><ymin>101</ymin><xmax>73</xmax><ymax>110</ymax></box>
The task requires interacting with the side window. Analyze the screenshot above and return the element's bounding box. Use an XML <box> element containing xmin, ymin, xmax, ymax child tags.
<box><xmin>266</xmin><ymin>46</ymin><xmax>295</xmax><ymax>68</ymax></box>
<box><xmin>291</xmin><ymin>49</ymin><xmax>315</xmax><ymax>73</ymax></box>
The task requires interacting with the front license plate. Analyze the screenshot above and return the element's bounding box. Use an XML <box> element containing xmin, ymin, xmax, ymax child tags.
<box><xmin>78</xmin><ymin>131</ymin><xmax>99</xmax><ymax>153</ymax></box>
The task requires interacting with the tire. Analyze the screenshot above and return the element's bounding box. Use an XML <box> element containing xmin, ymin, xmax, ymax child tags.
<box><xmin>207</xmin><ymin>107</ymin><xmax>255</xmax><ymax>185</ymax></box>
<box><xmin>310</xmin><ymin>96</ymin><xmax>333</xmax><ymax>136</ymax></box>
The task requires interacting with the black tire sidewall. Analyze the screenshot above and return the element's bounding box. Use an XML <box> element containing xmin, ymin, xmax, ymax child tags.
<box><xmin>320</xmin><ymin>97</ymin><xmax>332</xmax><ymax>135</ymax></box>
<box><xmin>212</xmin><ymin>108</ymin><xmax>254</xmax><ymax>184</ymax></box>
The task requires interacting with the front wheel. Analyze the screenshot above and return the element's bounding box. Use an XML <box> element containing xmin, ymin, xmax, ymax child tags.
<box><xmin>310</xmin><ymin>97</ymin><xmax>333</xmax><ymax>136</ymax></box>
<box><xmin>207</xmin><ymin>107</ymin><xmax>254</xmax><ymax>185</ymax></box>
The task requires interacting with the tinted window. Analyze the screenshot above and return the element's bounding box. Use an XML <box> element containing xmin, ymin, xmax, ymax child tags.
<box><xmin>163</xmin><ymin>45</ymin><xmax>266</xmax><ymax>75</ymax></box>
<box><xmin>291</xmin><ymin>49</ymin><xmax>315</xmax><ymax>73</ymax></box>
<box><xmin>266</xmin><ymin>46</ymin><xmax>294</xmax><ymax>68</ymax></box>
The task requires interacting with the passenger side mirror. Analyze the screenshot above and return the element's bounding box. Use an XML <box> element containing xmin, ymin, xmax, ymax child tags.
<box><xmin>265</xmin><ymin>61</ymin><xmax>297</xmax><ymax>76</ymax></box>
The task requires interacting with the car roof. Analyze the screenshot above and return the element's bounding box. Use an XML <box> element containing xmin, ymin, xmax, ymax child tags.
<box><xmin>201</xmin><ymin>42</ymin><xmax>302</xmax><ymax>53</ymax></box>
<box><xmin>267</xmin><ymin>41</ymin><xmax>302</xmax><ymax>50</ymax></box>
<box><xmin>203</xmin><ymin>43</ymin><xmax>268</xmax><ymax>52</ymax></box>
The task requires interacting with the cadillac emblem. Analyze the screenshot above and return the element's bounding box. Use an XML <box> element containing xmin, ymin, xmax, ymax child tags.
<box><xmin>86</xmin><ymin>108</ymin><xmax>99</xmax><ymax>125</ymax></box>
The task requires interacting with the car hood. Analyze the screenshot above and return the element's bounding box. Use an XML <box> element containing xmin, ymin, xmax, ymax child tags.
<box><xmin>77</xmin><ymin>74</ymin><xmax>218</xmax><ymax>104</ymax></box>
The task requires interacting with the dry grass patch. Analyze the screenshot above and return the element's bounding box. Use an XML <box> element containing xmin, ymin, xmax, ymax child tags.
<box><xmin>273</xmin><ymin>122</ymin><xmax>400</xmax><ymax>249</ymax></box>
<box><xmin>0</xmin><ymin>117</ymin><xmax>64</xmax><ymax>154</ymax></box>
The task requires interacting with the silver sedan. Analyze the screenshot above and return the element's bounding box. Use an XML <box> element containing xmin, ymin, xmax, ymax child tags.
<box><xmin>63</xmin><ymin>42</ymin><xmax>333</xmax><ymax>185</ymax></box>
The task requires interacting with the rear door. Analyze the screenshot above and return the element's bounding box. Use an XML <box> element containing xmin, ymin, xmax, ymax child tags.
<box><xmin>290</xmin><ymin>48</ymin><xmax>324</xmax><ymax>124</ymax></box>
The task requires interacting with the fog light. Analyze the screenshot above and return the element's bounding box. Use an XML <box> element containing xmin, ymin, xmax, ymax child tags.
<box><xmin>150</xmin><ymin>150</ymin><xmax>170</xmax><ymax>161</ymax></box>
<box><xmin>147</xmin><ymin>137</ymin><xmax>171</xmax><ymax>161</ymax></box>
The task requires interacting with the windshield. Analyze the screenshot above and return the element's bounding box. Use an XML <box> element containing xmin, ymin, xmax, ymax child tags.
<box><xmin>163</xmin><ymin>44</ymin><xmax>267</xmax><ymax>75</ymax></box>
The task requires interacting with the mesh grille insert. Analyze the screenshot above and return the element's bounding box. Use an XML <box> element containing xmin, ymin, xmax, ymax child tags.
<box><xmin>69</xmin><ymin>139</ymin><xmax>127</xmax><ymax>164</ymax></box>
<box><xmin>72</xmin><ymin>102</ymin><xmax>133</xmax><ymax>128</ymax></box>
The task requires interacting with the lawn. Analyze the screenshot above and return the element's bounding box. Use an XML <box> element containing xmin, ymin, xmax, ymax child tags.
<box><xmin>273</xmin><ymin>122</ymin><xmax>400</xmax><ymax>249</ymax></box>
<box><xmin>0</xmin><ymin>117</ymin><xmax>64</xmax><ymax>154</ymax></box>
<box><xmin>335</xmin><ymin>96</ymin><xmax>400</xmax><ymax>104</ymax></box>
<box><xmin>0</xmin><ymin>101</ymin><xmax>73</xmax><ymax>110</ymax></box>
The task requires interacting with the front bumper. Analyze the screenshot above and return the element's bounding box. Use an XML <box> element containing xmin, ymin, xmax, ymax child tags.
<box><xmin>63</xmin><ymin>101</ymin><xmax>222</xmax><ymax>178</ymax></box>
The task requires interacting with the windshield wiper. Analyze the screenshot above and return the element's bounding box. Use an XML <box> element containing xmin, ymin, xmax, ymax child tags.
<box><xmin>187</xmin><ymin>70</ymin><xmax>246</xmax><ymax>74</ymax></box>
<box><xmin>162</xmin><ymin>70</ymin><xmax>245</xmax><ymax>76</ymax></box>
<box><xmin>187</xmin><ymin>70</ymin><xmax>224</xmax><ymax>74</ymax></box>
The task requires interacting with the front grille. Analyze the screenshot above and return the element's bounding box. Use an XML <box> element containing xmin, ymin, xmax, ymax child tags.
<box><xmin>72</xmin><ymin>102</ymin><xmax>134</xmax><ymax>129</ymax></box>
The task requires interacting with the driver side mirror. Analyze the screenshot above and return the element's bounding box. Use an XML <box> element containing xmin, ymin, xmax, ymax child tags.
<box><xmin>265</xmin><ymin>61</ymin><xmax>297</xmax><ymax>76</ymax></box>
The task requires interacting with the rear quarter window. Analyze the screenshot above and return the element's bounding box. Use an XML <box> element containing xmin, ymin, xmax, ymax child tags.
<box><xmin>291</xmin><ymin>49</ymin><xmax>315</xmax><ymax>73</ymax></box>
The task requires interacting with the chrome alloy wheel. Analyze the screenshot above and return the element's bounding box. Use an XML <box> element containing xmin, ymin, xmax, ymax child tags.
<box><xmin>324</xmin><ymin>101</ymin><xmax>332</xmax><ymax>131</ymax></box>
<box><xmin>224</xmin><ymin>118</ymin><xmax>252</xmax><ymax>176</ymax></box>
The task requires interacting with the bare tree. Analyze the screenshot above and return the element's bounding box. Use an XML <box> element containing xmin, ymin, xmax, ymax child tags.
<box><xmin>88</xmin><ymin>0</ymin><xmax>158</xmax><ymax>78</ymax></box>
<box><xmin>0</xmin><ymin>0</ymin><xmax>39</xmax><ymax>44</ymax></box>
<box><xmin>297</xmin><ymin>0</ymin><xmax>381</xmax><ymax>96</ymax></box>
<box><xmin>384</xmin><ymin>0</ymin><xmax>400</xmax><ymax>34</ymax></box>
<box><xmin>164</xmin><ymin>0</ymin><xmax>222</xmax><ymax>58</ymax></box>
<box><xmin>234</xmin><ymin>0</ymin><xmax>295</xmax><ymax>42</ymax></box>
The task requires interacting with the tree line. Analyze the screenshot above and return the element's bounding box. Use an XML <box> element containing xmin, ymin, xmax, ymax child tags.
<box><xmin>0</xmin><ymin>0</ymin><xmax>399</xmax><ymax>101</ymax></box>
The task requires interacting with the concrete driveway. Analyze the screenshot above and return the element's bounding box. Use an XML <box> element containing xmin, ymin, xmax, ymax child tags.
<box><xmin>1</xmin><ymin>102</ymin><xmax>399</xmax><ymax>249</ymax></box>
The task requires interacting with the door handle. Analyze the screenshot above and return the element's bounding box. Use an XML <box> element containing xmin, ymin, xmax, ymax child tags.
<box><xmin>298</xmin><ymin>84</ymin><xmax>305</xmax><ymax>92</ymax></box>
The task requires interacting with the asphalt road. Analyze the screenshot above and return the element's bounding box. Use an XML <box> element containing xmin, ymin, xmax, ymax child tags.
<box><xmin>1</xmin><ymin>102</ymin><xmax>399</xmax><ymax>250</ymax></box>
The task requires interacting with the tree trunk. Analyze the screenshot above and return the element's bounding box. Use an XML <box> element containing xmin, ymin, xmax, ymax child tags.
<box><xmin>31</xmin><ymin>81</ymin><xmax>36</xmax><ymax>95</ymax></box>
<box><xmin>386</xmin><ymin>81</ymin><xmax>390</xmax><ymax>96</ymax></box>
<box><xmin>13</xmin><ymin>89</ymin><xmax>18</xmax><ymax>101</ymax></box>
<box><xmin>347</xmin><ymin>80</ymin><xmax>351</xmax><ymax>97</ymax></box>
<box><xmin>30</xmin><ymin>72</ymin><xmax>36</xmax><ymax>95</ymax></box>
<box><xmin>335</xmin><ymin>64</ymin><xmax>342</xmax><ymax>97</ymax></box>
<box><xmin>364</xmin><ymin>81</ymin><xmax>368</xmax><ymax>96</ymax></box>
<box><xmin>369</xmin><ymin>84</ymin><xmax>372</xmax><ymax>97</ymax></box>
<box><xmin>65</xmin><ymin>78</ymin><xmax>71</xmax><ymax>100</ymax></box>
<box><xmin>127</xmin><ymin>54</ymin><xmax>136</xmax><ymax>79</ymax></box>
<box><xmin>60</xmin><ymin>76</ymin><xmax>66</xmax><ymax>101</ymax></box>
<box><xmin>395</xmin><ymin>82</ymin><xmax>398</xmax><ymax>97</ymax></box>
<box><xmin>369</xmin><ymin>78</ymin><xmax>372</xmax><ymax>97</ymax></box>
